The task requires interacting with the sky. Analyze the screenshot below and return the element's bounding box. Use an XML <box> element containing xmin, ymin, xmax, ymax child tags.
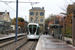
<box><xmin>0</xmin><ymin>0</ymin><xmax>75</xmax><ymax>22</ymax></box>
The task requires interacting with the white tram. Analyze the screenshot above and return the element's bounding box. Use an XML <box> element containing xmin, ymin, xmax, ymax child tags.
<box><xmin>27</xmin><ymin>23</ymin><xmax>40</xmax><ymax>39</ymax></box>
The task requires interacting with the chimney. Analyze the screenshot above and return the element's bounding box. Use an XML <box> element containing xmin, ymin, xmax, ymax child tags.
<box><xmin>5</xmin><ymin>10</ymin><xmax>7</xmax><ymax>14</ymax></box>
<box><xmin>32</xmin><ymin>7</ymin><xmax>33</xmax><ymax>9</ymax></box>
<box><xmin>42</xmin><ymin>7</ymin><xmax>44</xmax><ymax>9</ymax></box>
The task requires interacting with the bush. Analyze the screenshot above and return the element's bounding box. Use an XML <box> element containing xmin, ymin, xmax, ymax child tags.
<box><xmin>66</xmin><ymin>40</ymin><xmax>72</xmax><ymax>44</ymax></box>
<box><xmin>65</xmin><ymin>34</ymin><xmax>72</xmax><ymax>38</ymax></box>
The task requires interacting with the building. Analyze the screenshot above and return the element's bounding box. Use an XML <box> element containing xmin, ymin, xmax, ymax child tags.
<box><xmin>67</xmin><ymin>3</ymin><xmax>75</xmax><ymax>16</ymax></box>
<box><xmin>0</xmin><ymin>10</ymin><xmax>10</xmax><ymax>22</ymax></box>
<box><xmin>67</xmin><ymin>3</ymin><xmax>75</xmax><ymax>46</ymax></box>
<box><xmin>0</xmin><ymin>10</ymin><xmax>11</xmax><ymax>34</ymax></box>
<box><xmin>0</xmin><ymin>21</ymin><xmax>11</xmax><ymax>34</ymax></box>
<box><xmin>29</xmin><ymin>7</ymin><xmax>45</xmax><ymax>32</ymax></box>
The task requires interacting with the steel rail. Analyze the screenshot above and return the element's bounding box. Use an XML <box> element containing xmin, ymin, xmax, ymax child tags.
<box><xmin>16</xmin><ymin>40</ymin><xmax>29</xmax><ymax>50</ymax></box>
<box><xmin>0</xmin><ymin>36</ymin><xmax>26</xmax><ymax>47</ymax></box>
<box><xmin>30</xmin><ymin>41</ymin><xmax>37</xmax><ymax>50</ymax></box>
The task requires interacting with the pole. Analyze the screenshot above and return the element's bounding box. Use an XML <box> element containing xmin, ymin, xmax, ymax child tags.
<box><xmin>72</xmin><ymin>9</ymin><xmax>75</xmax><ymax>46</ymax></box>
<box><xmin>62</xmin><ymin>17</ymin><xmax>65</xmax><ymax>41</ymax></box>
<box><xmin>15</xmin><ymin>0</ymin><xmax>18</xmax><ymax>42</ymax></box>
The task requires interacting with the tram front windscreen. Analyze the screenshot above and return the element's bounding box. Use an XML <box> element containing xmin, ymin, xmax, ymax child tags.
<box><xmin>29</xmin><ymin>25</ymin><xmax>37</xmax><ymax>34</ymax></box>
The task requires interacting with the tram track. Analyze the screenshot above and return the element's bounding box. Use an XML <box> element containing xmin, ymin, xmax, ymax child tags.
<box><xmin>0</xmin><ymin>36</ymin><xmax>28</xmax><ymax>50</ymax></box>
<box><xmin>0</xmin><ymin>33</ymin><xmax>38</xmax><ymax>50</ymax></box>
<box><xmin>17</xmin><ymin>40</ymin><xmax>38</xmax><ymax>50</ymax></box>
<box><xmin>16</xmin><ymin>40</ymin><xmax>29</xmax><ymax>50</ymax></box>
<box><xmin>30</xmin><ymin>41</ymin><xmax>37</xmax><ymax>50</ymax></box>
<box><xmin>0</xmin><ymin>35</ymin><xmax>25</xmax><ymax>43</ymax></box>
<box><xmin>0</xmin><ymin>35</ymin><xmax>26</xmax><ymax>47</ymax></box>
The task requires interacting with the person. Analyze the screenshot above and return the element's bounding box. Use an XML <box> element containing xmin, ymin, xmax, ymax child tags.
<box><xmin>45</xmin><ymin>31</ymin><xmax>48</xmax><ymax>35</ymax></box>
<box><xmin>60</xmin><ymin>34</ymin><xmax>62</xmax><ymax>40</ymax></box>
<box><xmin>43</xmin><ymin>30</ymin><xmax>48</xmax><ymax>35</ymax></box>
<box><xmin>52</xmin><ymin>30</ymin><xmax>54</xmax><ymax>37</ymax></box>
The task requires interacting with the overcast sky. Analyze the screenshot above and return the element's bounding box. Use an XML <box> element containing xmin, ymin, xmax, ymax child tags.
<box><xmin>0</xmin><ymin>0</ymin><xmax>75</xmax><ymax>21</ymax></box>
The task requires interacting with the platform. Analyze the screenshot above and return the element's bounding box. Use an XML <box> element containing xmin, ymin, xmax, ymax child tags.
<box><xmin>0</xmin><ymin>33</ymin><xmax>25</xmax><ymax>40</ymax></box>
<box><xmin>36</xmin><ymin>35</ymin><xmax>75</xmax><ymax>50</ymax></box>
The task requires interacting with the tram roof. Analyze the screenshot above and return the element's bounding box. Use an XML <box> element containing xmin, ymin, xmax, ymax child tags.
<box><xmin>28</xmin><ymin>23</ymin><xmax>39</xmax><ymax>26</ymax></box>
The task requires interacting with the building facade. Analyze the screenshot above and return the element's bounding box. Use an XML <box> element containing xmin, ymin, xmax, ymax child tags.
<box><xmin>67</xmin><ymin>3</ymin><xmax>75</xmax><ymax>16</ymax></box>
<box><xmin>0</xmin><ymin>10</ymin><xmax>11</xmax><ymax>34</ymax></box>
<box><xmin>0</xmin><ymin>10</ymin><xmax>10</xmax><ymax>22</ymax></box>
<box><xmin>29</xmin><ymin>7</ymin><xmax>45</xmax><ymax>32</ymax></box>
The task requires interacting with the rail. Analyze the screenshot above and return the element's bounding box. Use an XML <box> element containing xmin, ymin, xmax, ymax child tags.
<box><xmin>0</xmin><ymin>35</ymin><xmax>26</xmax><ymax>47</ymax></box>
<box><xmin>30</xmin><ymin>41</ymin><xmax>37</xmax><ymax>50</ymax></box>
<box><xmin>16</xmin><ymin>40</ymin><xmax>29</xmax><ymax>50</ymax></box>
<box><xmin>16</xmin><ymin>40</ymin><xmax>38</xmax><ymax>50</ymax></box>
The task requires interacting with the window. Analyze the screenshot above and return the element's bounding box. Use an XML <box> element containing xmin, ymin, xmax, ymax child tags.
<box><xmin>35</xmin><ymin>17</ymin><xmax>38</xmax><ymax>22</ymax></box>
<box><xmin>40</xmin><ymin>17</ymin><xmax>43</xmax><ymax>22</ymax></box>
<box><xmin>40</xmin><ymin>12</ymin><xmax>44</xmax><ymax>16</ymax></box>
<box><xmin>30</xmin><ymin>12</ymin><xmax>34</xmax><ymax>15</ymax></box>
<box><xmin>36</xmin><ymin>12</ymin><xmax>38</xmax><ymax>15</ymax></box>
<box><xmin>31</xmin><ymin>17</ymin><xmax>33</xmax><ymax>22</ymax></box>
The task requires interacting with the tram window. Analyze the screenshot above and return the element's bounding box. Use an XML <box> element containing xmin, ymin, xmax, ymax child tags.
<box><xmin>33</xmin><ymin>25</ymin><xmax>37</xmax><ymax>34</ymax></box>
<box><xmin>29</xmin><ymin>25</ymin><xmax>32</xmax><ymax>34</ymax></box>
<box><xmin>29</xmin><ymin>25</ymin><xmax>37</xmax><ymax>34</ymax></box>
<box><xmin>36</xmin><ymin>27</ymin><xmax>39</xmax><ymax>35</ymax></box>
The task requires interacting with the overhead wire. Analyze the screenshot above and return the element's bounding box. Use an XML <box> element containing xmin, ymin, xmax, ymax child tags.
<box><xmin>56</xmin><ymin>0</ymin><xmax>70</xmax><ymax>13</ymax></box>
<box><xmin>65</xmin><ymin>0</ymin><xmax>69</xmax><ymax>5</ymax></box>
<box><xmin>70</xmin><ymin>0</ymin><xmax>73</xmax><ymax>3</ymax></box>
<box><xmin>0</xmin><ymin>0</ymin><xmax>25</xmax><ymax>17</ymax></box>
<box><xmin>4</xmin><ymin>3</ymin><xmax>23</xmax><ymax>17</ymax></box>
<box><xmin>29</xmin><ymin>0</ymin><xmax>33</xmax><ymax>7</ymax></box>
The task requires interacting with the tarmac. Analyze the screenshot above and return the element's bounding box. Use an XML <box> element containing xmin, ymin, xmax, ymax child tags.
<box><xmin>36</xmin><ymin>35</ymin><xmax>75</xmax><ymax>50</ymax></box>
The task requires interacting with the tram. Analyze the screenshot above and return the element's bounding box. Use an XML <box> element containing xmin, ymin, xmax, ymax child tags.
<box><xmin>27</xmin><ymin>23</ymin><xmax>40</xmax><ymax>39</ymax></box>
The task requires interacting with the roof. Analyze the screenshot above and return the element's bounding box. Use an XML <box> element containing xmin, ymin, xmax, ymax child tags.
<box><xmin>0</xmin><ymin>12</ymin><xmax>4</xmax><ymax>15</ymax></box>
<box><xmin>0</xmin><ymin>12</ymin><xmax>9</xmax><ymax>15</ymax></box>
<box><xmin>30</xmin><ymin>7</ymin><xmax>45</xmax><ymax>11</ymax></box>
<box><xmin>49</xmin><ymin>24</ymin><xmax>60</xmax><ymax>26</ymax></box>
